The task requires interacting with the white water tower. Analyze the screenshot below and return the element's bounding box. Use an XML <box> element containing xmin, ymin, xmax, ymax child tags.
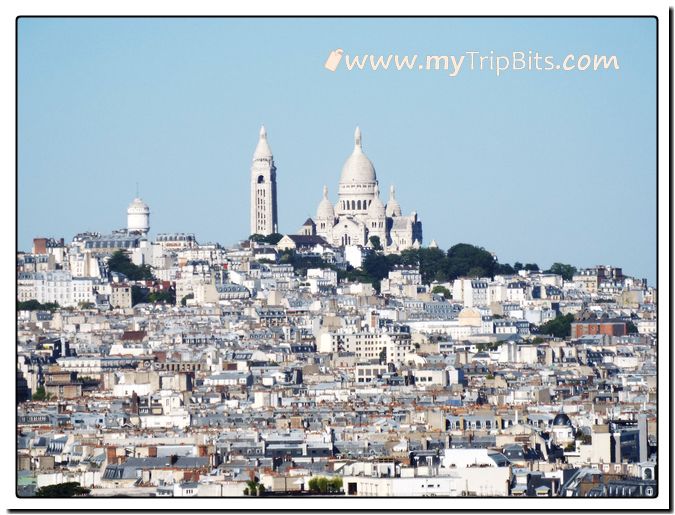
<box><xmin>127</xmin><ymin>197</ymin><xmax>150</xmax><ymax>235</ymax></box>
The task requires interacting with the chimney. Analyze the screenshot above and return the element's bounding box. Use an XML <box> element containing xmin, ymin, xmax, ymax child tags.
<box><xmin>106</xmin><ymin>446</ymin><xmax>117</xmax><ymax>464</ymax></box>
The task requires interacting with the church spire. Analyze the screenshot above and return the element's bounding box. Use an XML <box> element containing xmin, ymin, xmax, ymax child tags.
<box><xmin>253</xmin><ymin>124</ymin><xmax>273</xmax><ymax>160</ymax></box>
<box><xmin>323</xmin><ymin>184</ymin><xmax>329</xmax><ymax>198</ymax></box>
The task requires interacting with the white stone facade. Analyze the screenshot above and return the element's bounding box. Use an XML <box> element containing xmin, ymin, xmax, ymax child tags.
<box><xmin>127</xmin><ymin>197</ymin><xmax>150</xmax><ymax>235</ymax></box>
<box><xmin>311</xmin><ymin>128</ymin><xmax>422</xmax><ymax>253</ymax></box>
<box><xmin>250</xmin><ymin>126</ymin><xmax>278</xmax><ymax>236</ymax></box>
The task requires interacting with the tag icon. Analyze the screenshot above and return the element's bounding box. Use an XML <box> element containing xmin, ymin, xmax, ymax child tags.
<box><xmin>324</xmin><ymin>48</ymin><xmax>344</xmax><ymax>72</ymax></box>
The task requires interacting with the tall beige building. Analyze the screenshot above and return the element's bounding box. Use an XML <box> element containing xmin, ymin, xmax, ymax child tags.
<box><xmin>250</xmin><ymin>126</ymin><xmax>278</xmax><ymax>236</ymax></box>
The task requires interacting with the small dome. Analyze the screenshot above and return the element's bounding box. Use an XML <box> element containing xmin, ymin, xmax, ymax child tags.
<box><xmin>316</xmin><ymin>185</ymin><xmax>335</xmax><ymax>220</ymax></box>
<box><xmin>339</xmin><ymin>127</ymin><xmax>377</xmax><ymax>184</ymax></box>
<box><xmin>367</xmin><ymin>185</ymin><xmax>386</xmax><ymax>218</ymax></box>
<box><xmin>386</xmin><ymin>185</ymin><xmax>402</xmax><ymax>217</ymax></box>
<box><xmin>127</xmin><ymin>197</ymin><xmax>149</xmax><ymax>213</ymax></box>
<box><xmin>552</xmin><ymin>412</ymin><xmax>573</xmax><ymax>427</ymax></box>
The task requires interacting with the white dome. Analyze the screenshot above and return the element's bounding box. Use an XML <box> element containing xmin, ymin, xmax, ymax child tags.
<box><xmin>386</xmin><ymin>185</ymin><xmax>402</xmax><ymax>217</ymax></box>
<box><xmin>316</xmin><ymin>185</ymin><xmax>335</xmax><ymax>220</ymax></box>
<box><xmin>127</xmin><ymin>197</ymin><xmax>149</xmax><ymax>213</ymax></box>
<box><xmin>367</xmin><ymin>185</ymin><xmax>386</xmax><ymax>217</ymax></box>
<box><xmin>339</xmin><ymin>127</ymin><xmax>377</xmax><ymax>184</ymax></box>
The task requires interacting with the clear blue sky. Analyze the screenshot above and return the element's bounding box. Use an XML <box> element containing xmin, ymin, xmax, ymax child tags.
<box><xmin>18</xmin><ymin>17</ymin><xmax>656</xmax><ymax>283</ymax></box>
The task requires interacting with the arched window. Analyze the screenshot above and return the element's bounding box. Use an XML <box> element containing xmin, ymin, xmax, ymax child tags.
<box><xmin>351</xmin><ymin>200</ymin><xmax>355</xmax><ymax>210</ymax></box>
<box><xmin>257</xmin><ymin>175</ymin><xmax>264</xmax><ymax>184</ymax></box>
<box><xmin>357</xmin><ymin>200</ymin><xmax>362</xmax><ymax>210</ymax></box>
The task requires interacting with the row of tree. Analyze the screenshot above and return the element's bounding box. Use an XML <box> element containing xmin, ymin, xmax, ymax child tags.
<box><xmin>268</xmin><ymin>244</ymin><xmax>576</xmax><ymax>293</ymax></box>
<box><xmin>17</xmin><ymin>300</ymin><xmax>60</xmax><ymax>312</ymax></box>
<box><xmin>341</xmin><ymin>244</ymin><xmax>577</xmax><ymax>292</ymax></box>
<box><xmin>249</xmin><ymin>233</ymin><xmax>283</xmax><ymax>245</ymax></box>
<box><xmin>307</xmin><ymin>476</ymin><xmax>343</xmax><ymax>494</ymax></box>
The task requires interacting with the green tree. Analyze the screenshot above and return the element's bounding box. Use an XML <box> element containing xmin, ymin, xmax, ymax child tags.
<box><xmin>147</xmin><ymin>289</ymin><xmax>176</xmax><ymax>305</ymax></box>
<box><xmin>107</xmin><ymin>250</ymin><xmax>154</xmax><ymax>281</ymax></box>
<box><xmin>180</xmin><ymin>294</ymin><xmax>194</xmax><ymax>307</ymax></box>
<box><xmin>368</xmin><ymin>235</ymin><xmax>383</xmax><ymax>251</ymax></box>
<box><xmin>279</xmin><ymin>249</ymin><xmax>327</xmax><ymax>277</ymax></box>
<box><xmin>431</xmin><ymin>285</ymin><xmax>451</xmax><ymax>298</ymax></box>
<box><xmin>524</xmin><ymin>263</ymin><xmax>540</xmax><ymax>272</ymax></box>
<box><xmin>467</xmin><ymin>266</ymin><xmax>487</xmax><ymax>278</ymax></box>
<box><xmin>131</xmin><ymin>285</ymin><xmax>147</xmax><ymax>306</ymax></box>
<box><xmin>538</xmin><ymin>313</ymin><xmax>575</xmax><ymax>338</ymax></box>
<box><xmin>308</xmin><ymin>476</ymin><xmax>342</xmax><ymax>494</ymax></box>
<box><xmin>17</xmin><ymin>300</ymin><xmax>60</xmax><ymax>312</ymax></box>
<box><xmin>445</xmin><ymin>243</ymin><xmax>496</xmax><ymax>280</ymax></box>
<box><xmin>626</xmin><ymin>321</ymin><xmax>639</xmax><ymax>334</ymax></box>
<box><xmin>32</xmin><ymin>386</ymin><xmax>47</xmax><ymax>401</ymax></box>
<box><xmin>494</xmin><ymin>262</ymin><xmax>516</xmax><ymax>275</ymax></box>
<box><xmin>249</xmin><ymin>233</ymin><xmax>283</xmax><ymax>245</ymax></box>
<box><xmin>329</xmin><ymin>477</ymin><xmax>343</xmax><ymax>493</ymax></box>
<box><xmin>35</xmin><ymin>482</ymin><xmax>90</xmax><ymax>497</ymax></box>
<box><xmin>402</xmin><ymin>247</ymin><xmax>449</xmax><ymax>284</ymax></box>
<box><xmin>246</xmin><ymin>479</ymin><xmax>258</xmax><ymax>496</ymax></box>
<box><xmin>545</xmin><ymin>263</ymin><xmax>577</xmax><ymax>281</ymax></box>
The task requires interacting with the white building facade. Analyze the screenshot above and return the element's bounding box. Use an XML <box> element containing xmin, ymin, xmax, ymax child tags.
<box><xmin>310</xmin><ymin>128</ymin><xmax>422</xmax><ymax>253</ymax></box>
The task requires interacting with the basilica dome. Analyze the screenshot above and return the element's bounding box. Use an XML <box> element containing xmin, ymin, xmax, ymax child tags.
<box><xmin>367</xmin><ymin>186</ymin><xmax>386</xmax><ymax>218</ymax></box>
<box><xmin>316</xmin><ymin>185</ymin><xmax>335</xmax><ymax>220</ymax></box>
<box><xmin>339</xmin><ymin>127</ymin><xmax>377</xmax><ymax>185</ymax></box>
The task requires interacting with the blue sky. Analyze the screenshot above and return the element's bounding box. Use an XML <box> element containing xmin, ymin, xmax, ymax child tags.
<box><xmin>18</xmin><ymin>17</ymin><xmax>656</xmax><ymax>283</ymax></box>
